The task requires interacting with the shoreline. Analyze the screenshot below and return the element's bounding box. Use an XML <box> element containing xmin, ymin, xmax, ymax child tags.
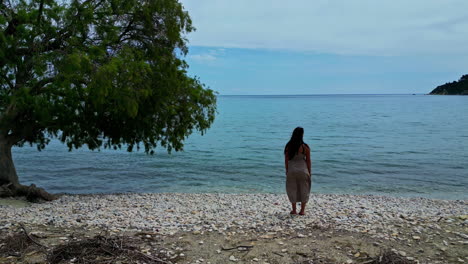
<box><xmin>11</xmin><ymin>189</ymin><xmax>468</xmax><ymax>202</ymax></box>
<box><xmin>1</xmin><ymin>193</ymin><xmax>467</xmax><ymax>263</ymax></box>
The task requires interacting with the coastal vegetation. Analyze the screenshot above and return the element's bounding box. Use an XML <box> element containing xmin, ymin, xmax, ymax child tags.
<box><xmin>430</xmin><ymin>74</ymin><xmax>468</xmax><ymax>95</ymax></box>
<box><xmin>0</xmin><ymin>0</ymin><xmax>216</xmax><ymax>201</ymax></box>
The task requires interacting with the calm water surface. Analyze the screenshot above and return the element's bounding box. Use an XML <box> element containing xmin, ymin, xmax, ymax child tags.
<box><xmin>13</xmin><ymin>95</ymin><xmax>468</xmax><ymax>199</ymax></box>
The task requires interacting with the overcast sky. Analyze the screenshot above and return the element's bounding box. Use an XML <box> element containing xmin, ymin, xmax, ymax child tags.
<box><xmin>180</xmin><ymin>0</ymin><xmax>468</xmax><ymax>94</ymax></box>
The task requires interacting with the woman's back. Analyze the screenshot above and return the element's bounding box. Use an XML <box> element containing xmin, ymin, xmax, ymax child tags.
<box><xmin>284</xmin><ymin>127</ymin><xmax>312</xmax><ymax>215</ymax></box>
<box><xmin>288</xmin><ymin>149</ymin><xmax>308</xmax><ymax>174</ymax></box>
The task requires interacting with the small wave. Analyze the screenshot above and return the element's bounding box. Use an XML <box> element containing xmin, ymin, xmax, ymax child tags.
<box><xmin>334</xmin><ymin>170</ymin><xmax>362</xmax><ymax>175</ymax></box>
<box><xmin>447</xmin><ymin>165</ymin><xmax>466</xmax><ymax>169</ymax></box>
<box><xmin>374</xmin><ymin>162</ymin><xmax>413</xmax><ymax>168</ymax></box>
<box><xmin>52</xmin><ymin>166</ymin><xmax>118</xmax><ymax>173</ymax></box>
<box><xmin>359</xmin><ymin>169</ymin><xmax>397</xmax><ymax>175</ymax></box>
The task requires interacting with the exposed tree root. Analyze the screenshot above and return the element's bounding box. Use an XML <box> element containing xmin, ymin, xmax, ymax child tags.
<box><xmin>0</xmin><ymin>183</ymin><xmax>14</xmax><ymax>197</ymax></box>
<box><xmin>0</xmin><ymin>183</ymin><xmax>56</xmax><ymax>202</ymax></box>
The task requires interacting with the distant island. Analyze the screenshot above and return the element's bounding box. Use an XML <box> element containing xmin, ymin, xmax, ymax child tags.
<box><xmin>430</xmin><ymin>74</ymin><xmax>468</xmax><ymax>95</ymax></box>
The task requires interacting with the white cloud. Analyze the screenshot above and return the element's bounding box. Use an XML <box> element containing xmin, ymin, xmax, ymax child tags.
<box><xmin>181</xmin><ymin>0</ymin><xmax>468</xmax><ymax>56</ymax></box>
<box><xmin>188</xmin><ymin>53</ymin><xmax>217</xmax><ymax>62</ymax></box>
<box><xmin>187</xmin><ymin>48</ymin><xmax>225</xmax><ymax>63</ymax></box>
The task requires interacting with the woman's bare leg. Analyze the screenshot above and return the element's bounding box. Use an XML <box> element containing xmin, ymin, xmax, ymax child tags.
<box><xmin>290</xmin><ymin>203</ymin><xmax>297</xmax><ymax>214</ymax></box>
<box><xmin>299</xmin><ymin>202</ymin><xmax>307</xmax><ymax>215</ymax></box>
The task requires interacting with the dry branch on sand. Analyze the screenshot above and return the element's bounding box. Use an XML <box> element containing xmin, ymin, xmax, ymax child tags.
<box><xmin>0</xmin><ymin>231</ymin><xmax>32</xmax><ymax>258</ymax></box>
<box><xmin>300</xmin><ymin>250</ymin><xmax>417</xmax><ymax>264</ymax></box>
<box><xmin>48</xmin><ymin>235</ymin><xmax>174</xmax><ymax>264</ymax></box>
<box><xmin>0</xmin><ymin>224</ymin><xmax>45</xmax><ymax>258</ymax></box>
<box><xmin>0</xmin><ymin>227</ymin><xmax>173</xmax><ymax>264</ymax></box>
<box><xmin>363</xmin><ymin>250</ymin><xmax>416</xmax><ymax>264</ymax></box>
<box><xmin>48</xmin><ymin>235</ymin><xmax>171</xmax><ymax>264</ymax></box>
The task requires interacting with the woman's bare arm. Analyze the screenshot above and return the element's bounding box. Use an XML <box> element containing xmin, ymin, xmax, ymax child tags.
<box><xmin>305</xmin><ymin>145</ymin><xmax>311</xmax><ymax>175</ymax></box>
<box><xmin>284</xmin><ymin>149</ymin><xmax>289</xmax><ymax>174</ymax></box>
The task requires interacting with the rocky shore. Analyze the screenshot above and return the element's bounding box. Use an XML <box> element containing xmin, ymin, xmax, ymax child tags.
<box><xmin>1</xmin><ymin>193</ymin><xmax>467</xmax><ymax>263</ymax></box>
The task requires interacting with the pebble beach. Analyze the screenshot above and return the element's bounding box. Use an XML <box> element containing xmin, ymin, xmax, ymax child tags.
<box><xmin>1</xmin><ymin>193</ymin><xmax>466</xmax><ymax>237</ymax></box>
<box><xmin>1</xmin><ymin>193</ymin><xmax>467</xmax><ymax>263</ymax></box>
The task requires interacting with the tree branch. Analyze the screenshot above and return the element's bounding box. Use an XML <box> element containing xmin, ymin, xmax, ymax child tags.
<box><xmin>36</xmin><ymin>0</ymin><xmax>45</xmax><ymax>24</ymax></box>
<box><xmin>93</xmin><ymin>0</ymin><xmax>105</xmax><ymax>10</ymax></box>
<box><xmin>6</xmin><ymin>117</ymin><xmax>42</xmax><ymax>145</ymax></box>
<box><xmin>0</xmin><ymin>72</ymin><xmax>14</xmax><ymax>90</ymax></box>
<box><xmin>6</xmin><ymin>131</ymin><xmax>23</xmax><ymax>145</ymax></box>
<box><xmin>4</xmin><ymin>16</ymin><xmax>20</xmax><ymax>36</ymax></box>
<box><xmin>0</xmin><ymin>2</ymin><xmax>9</xmax><ymax>18</ymax></box>
<box><xmin>31</xmin><ymin>77</ymin><xmax>54</xmax><ymax>94</ymax></box>
<box><xmin>0</xmin><ymin>103</ymin><xmax>16</xmax><ymax>128</ymax></box>
<box><xmin>117</xmin><ymin>17</ymin><xmax>135</xmax><ymax>43</ymax></box>
<box><xmin>14</xmin><ymin>31</ymin><xmax>71</xmax><ymax>56</ymax></box>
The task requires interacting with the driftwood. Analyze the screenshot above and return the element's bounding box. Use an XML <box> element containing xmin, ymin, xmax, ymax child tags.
<box><xmin>19</xmin><ymin>224</ymin><xmax>48</xmax><ymax>249</ymax></box>
<box><xmin>221</xmin><ymin>245</ymin><xmax>254</xmax><ymax>251</ymax></box>
<box><xmin>0</xmin><ymin>183</ymin><xmax>56</xmax><ymax>202</ymax></box>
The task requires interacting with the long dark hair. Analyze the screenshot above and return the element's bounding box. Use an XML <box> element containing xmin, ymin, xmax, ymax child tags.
<box><xmin>284</xmin><ymin>127</ymin><xmax>307</xmax><ymax>160</ymax></box>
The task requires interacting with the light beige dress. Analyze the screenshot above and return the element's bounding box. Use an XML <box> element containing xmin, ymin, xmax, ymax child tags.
<box><xmin>286</xmin><ymin>152</ymin><xmax>311</xmax><ymax>203</ymax></box>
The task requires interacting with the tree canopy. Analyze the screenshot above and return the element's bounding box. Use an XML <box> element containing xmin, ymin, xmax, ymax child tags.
<box><xmin>430</xmin><ymin>74</ymin><xmax>468</xmax><ymax>95</ymax></box>
<box><xmin>0</xmin><ymin>0</ymin><xmax>216</xmax><ymax>153</ymax></box>
<box><xmin>0</xmin><ymin>0</ymin><xmax>217</xmax><ymax>198</ymax></box>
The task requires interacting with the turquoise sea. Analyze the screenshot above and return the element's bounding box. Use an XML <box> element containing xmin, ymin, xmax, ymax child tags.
<box><xmin>13</xmin><ymin>95</ymin><xmax>468</xmax><ymax>200</ymax></box>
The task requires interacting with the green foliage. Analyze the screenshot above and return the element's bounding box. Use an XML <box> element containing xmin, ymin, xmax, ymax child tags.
<box><xmin>430</xmin><ymin>75</ymin><xmax>468</xmax><ymax>95</ymax></box>
<box><xmin>0</xmin><ymin>0</ymin><xmax>217</xmax><ymax>153</ymax></box>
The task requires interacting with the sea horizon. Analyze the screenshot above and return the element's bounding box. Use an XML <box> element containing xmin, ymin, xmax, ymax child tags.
<box><xmin>219</xmin><ymin>93</ymin><xmax>428</xmax><ymax>96</ymax></box>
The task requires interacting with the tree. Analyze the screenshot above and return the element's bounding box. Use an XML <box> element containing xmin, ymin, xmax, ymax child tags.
<box><xmin>430</xmin><ymin>74</ymin><xmax>468</xmax><ymax>95</ymax></box>
<box><xmin>0</xmin><ymin>0</ymin><xmax>217</xmax><ymax>200</ymax></box>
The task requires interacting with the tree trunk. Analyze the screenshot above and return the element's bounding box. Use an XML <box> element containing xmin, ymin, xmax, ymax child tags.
<box><xmin>0</xmin><ymin>136</ymin><xmax>19</xmax><ymax>186</ymax></box>
<box><xmin>0</xmin><ymin>135</ymin><xmax>56</xmax><ymax>201</ymax></box>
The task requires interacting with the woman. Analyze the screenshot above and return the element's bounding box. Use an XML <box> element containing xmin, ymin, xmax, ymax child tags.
<box><xmin>284</xmin><ymin>127</ymin><xmax>311</xmax><ymax>215</ymax></box>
